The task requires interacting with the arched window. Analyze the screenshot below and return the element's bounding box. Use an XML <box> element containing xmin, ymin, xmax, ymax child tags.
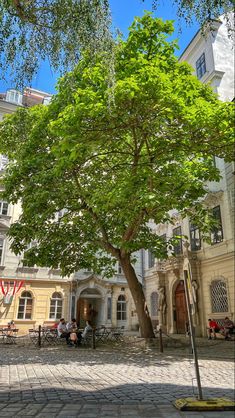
<box><xmin>210</xmin><ymin>280</ymin><xmax>229</xmax><ymax>313</ymax></box>
<box><xmin>150</xmin><ymin>292</ymin><xmax>158</xmax><ymax>317</ymax></box>
<box><xmin>50</xmin><ymin>292</ymin><xmax>63</xmax><ymax>319</ymax></box>
<box><xmin>117</xmin><ymin>295</ymin><xmax>126</xmax><ymax>321</ymax></box>
<box><xmin>18</xmin><ymin>291</ymin><xmax>33</xmax><ymax>319</ymax></box>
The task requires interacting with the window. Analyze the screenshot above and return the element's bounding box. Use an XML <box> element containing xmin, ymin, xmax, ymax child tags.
<box><xmin>148</xmin><ymin>249</ymin><xmax>155</xmax><ymax>268</ymax></box>
<box><xmin>117</xmin><ymin>262</ymin><xmax>123</xmax><ymax>274</ymax></box>
<box><xmin>211</xmin><ymin>206</ymin><xmax>223</xmax><ymax>244</ymax></box>
<box><xmin>210</xmin><ymin>280</ymin><xmax>229</xmax><ymax>313</ymax></box>
<box><xmin>173</xmin><ymin>226</ymin><xmax>182</xmax><ymax>255</ymax></box>
<box><xmin>71</xmin><ymin>295</ymin><xmax>76</xmax><ymax>320</ymax></box>
<box><xmin>117</xmin><ymin>295</ymin><xmax>126</xmax><ymax>321</ymax></box>
<box><xmin>0</xmin><ymin>155</ymin><xmax>8</xmax><ymax>171</ymax></box>
<box><xmin>150</xmin><ymin>292</ymin><xmax>158</xmax><ymax>316</ymax></box>
<box><xmin>0</xmin><ymin>201</ymin><xmax>8</xmax><ymax>215</ymax></box>
<box><xmin>50</xmin><ymin>292</ymin><xmax>63</xmax><ymax>320</ymax></box>
<box><xmin>6</xmin><ymin>89</ymin><xmax>23</xmax><ymax>105</ymax></box>
<box><xmin>190</xmin><ymin>224</ymin><xmax>201</xmax><ymax>251</ymax></box>
<box><xmin>0</xmin><ymin>238</ymin><xmax>4</xmax><ymax>264</ymax></box>
<box><xmin>196</xmin><ymin>53</ymin><xmax>206</xmax><ymax>79</ymax></box>
<box><xmin>17</xmin><ymin>291</ymin><xmax>33</xmax><ymax>319</ymax></box>
<box><xmin>107</xmin><ymin>297</ymin><xmax>112</xmax><ymax>320</ymax></box>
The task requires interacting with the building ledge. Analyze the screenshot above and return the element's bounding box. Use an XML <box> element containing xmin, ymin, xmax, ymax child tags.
<box><xmin>203</xmin><ymin>69</ymin><xmax>225</xmax><ymax>84</ymax></box>
<box><xmin>16</xmin><ymin>267</ymin><xmax>39</xmax><ymax>274</ymax></box>
<box><xmin>48</xmin><ymin>268</ymin><xmax>62</xmax><ymax>276</ymax></box>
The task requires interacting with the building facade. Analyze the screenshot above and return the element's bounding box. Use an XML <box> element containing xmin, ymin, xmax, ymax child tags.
<box><xmin>144</xmin><ymin>15</ymin><xmax>234</xmax><ymax>336</ymax></box>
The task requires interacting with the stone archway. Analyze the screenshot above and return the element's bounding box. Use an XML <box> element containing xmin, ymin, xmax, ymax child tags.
<box><xmin>175</xmin><ymin>281</ymin><xmax>188</xmax><ymax>334</ymax></box>
<box><xmin>77</xmin><ymin>288</ymin><xmax>103</xmax><ymax>327</ymax></box>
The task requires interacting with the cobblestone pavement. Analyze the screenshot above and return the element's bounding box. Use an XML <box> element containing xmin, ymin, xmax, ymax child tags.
<box><xmin>0</xmin><ymin>338</ymin><xmax>234</xmax><ymax>417</ymax></box>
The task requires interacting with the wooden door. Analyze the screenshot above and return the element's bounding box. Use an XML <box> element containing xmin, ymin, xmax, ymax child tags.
<box><xmin>175</xmin><ymin>282</ymin><xmax>188</xmax><ymax>334</ymax></box>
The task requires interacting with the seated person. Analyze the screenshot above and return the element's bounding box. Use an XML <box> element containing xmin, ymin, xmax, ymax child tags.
<box><xmin>66</xmin><ymin>318</ymin><xmax>78</xmax><ymax>332</ymax></box>
<box><xmin>6</xmin><ymin>320</ymin><xmax>16</xmax><ymax>336</ymax></box>
<box><xmin>58</xmin><ymin>318</ymin><xmax>72</xmax><ymax>346</ymax></box>
<box><xmin>221</xmin><ymin>317</ymin><xmax>234</xmax><ymax>339</ymax></box>
<box><xmin>66</xmin><ymin>318</ymin><xmax>82</xmax><ymax>346</ymax></box>
<box><xmin>82</xmin><ymin>320</ymin><xmax>93</xmax><ymax>340</ymax></box>
<box><xmin>207</xmin><ymin>319</ymin><xmax>220</xmax><ymax>339</ymax></box>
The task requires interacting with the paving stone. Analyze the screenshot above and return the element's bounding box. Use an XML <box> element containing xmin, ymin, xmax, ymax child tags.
<box><xmin>0</xmin><ymin>342</ymin><xmax>234</xmax><ymax>417</ymax></box>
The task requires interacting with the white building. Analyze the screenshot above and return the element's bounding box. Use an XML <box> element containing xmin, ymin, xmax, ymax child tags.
<box><xmin>144</xmin><ymin>14</ymin><xmax>234</xmax><ymax>336</ymax></box>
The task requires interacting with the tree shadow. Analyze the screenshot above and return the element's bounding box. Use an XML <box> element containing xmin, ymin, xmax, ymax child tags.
<box><xmin>0</xmin><ymin>381</ymin><xmax>234</xmax><ymax>405</ymax></box>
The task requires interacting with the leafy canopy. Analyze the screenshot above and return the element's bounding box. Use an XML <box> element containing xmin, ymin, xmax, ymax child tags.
<box><xmin>0</xmin><ymin>13</ymin><xmax>234</xmax><ymax>276</ymax></box>
<box><xmin>0</xmin><ymin>0</ymin><xmax>111</xmax><ymax>88</ymax></box>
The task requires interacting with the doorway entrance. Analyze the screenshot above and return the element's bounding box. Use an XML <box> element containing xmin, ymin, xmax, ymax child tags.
<box><xmin>77</xmin><ymin>288</ymin><xmax>102</xmax><ymax>327</ymax></box>
<box><xmin>175</xmin><ymin>281</ymin><xmax>188</xmax><ymax>334</ymax></box>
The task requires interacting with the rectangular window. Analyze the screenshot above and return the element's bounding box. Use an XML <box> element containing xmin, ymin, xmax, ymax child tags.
<box><xmin>148</xmin><ymin>249</ymin><xmax>155</xmax><ymax>268</ymax></box>
<box><xmin>0</xmin><ymin>238</ymin><xmax>4</xmax><ymax>265</ymax></box>
<box><xmin>190</xmin><ymin>224</ymin><xmax>201</xmax><ymax>251</ymax></box>
<box><xmin>117</xmin><ymin>262</ymin><xmax>123</xmax><ymax>274</ymax></box>
<box><xmin>107</xmin><ymin>297</ymin><xmax>112</xmax><ymax>320</ymax></box>
<box><xmin>173</xmin><ymin>226</ymin><xmax>182</xmax><ymax>255</ymax></box>
<box><xmin>0</xmin><ymin>201</ymin><xmax>8</xmax><ymax>215</ymax></box>
<box><xmin>17</xmin><ymin>297</ymin><xmax>33</xmax><ymax>319</ymax></box>
<box><xmin>49</xmin><ymin>299</ymin><xmax>63</xmax><ymax>319</ymax></box>
<box><xmin>71</xmin><ymin>295</ymin><xmax>76</xmax><ymax>320</ymax></box>
<box><xmin>211</xmin><ymin>205</ymin><xmax>223</xmax><ymax>244</ymax></box>
<box><xmin>0</xmin><ymin>155</ymin><xmax>8</xmax><ymax>171</ymax></box>
<box><xmin>196</xmin><ymin>53</ymin><xmax>206</xmax><ymax>79</ymax></box>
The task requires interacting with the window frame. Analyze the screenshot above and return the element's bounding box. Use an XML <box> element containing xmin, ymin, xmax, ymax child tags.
<box><xmin>211</xmin><ymin>205</ymin><xmax>223</xmax><ymax>245</ymax></box>
<box><xmin>196</xmin><ymin>52</ymin><xmax>206</xmax><ymax>79</ymax></box>
<box><xmin>0</xmin><ymin>155</ymin><xmax>8</xmax><ymax>171</ymax></box>
<box><xmin>210</xmin><ymin>280</ymin><xmax>229</xmax><ymax>313</ymax></box>
<box><xmin>107</xmin><ymin>297</ymin><xmax>112</xmax><ymax>320</ymax></box>
<box><xmin>0</xmin><ymin>201</ymin><xmax>8</xmax><ymax>216</ymax></box>
<box><xmin>49</xmin><ymin>292</ymin><xmax>63</xmax><ymax>320</ymax></box>
<box><xmin>0</xmin><ymin>238</ymin><xmax>4</xmax><ymax>265</ymax></box>
<box><xmin>148</xmin><ymin>249</ymin><xmax>155</xmax><ymax>269</ymax></box>
<box><xmin>117</xmin><ymin>262</ymin><xmax>123</xmax><ymax>274</ymax></box>
<box><xmin>190</xmin><ymin>224</ymin><xmax>201</xmax><ymax>251</ymax></box>
<box><xmin>17</xmin><ymin>291</ymin><xmax>33</xmax><ymax>320</ymax></box>
<box><xmin>150</xmin><ymin>292</ymin><xmax>159</xmax><ymax>317</ymax></box>
<box><xmin>116</xmin><ymin>295</ymin><xmax>127</xmax><ymax>321</ymax></box>
<box><xmin>173</xmin><ymin>226</ymin><xmax>183</xmax><ymax>255</ymax></box>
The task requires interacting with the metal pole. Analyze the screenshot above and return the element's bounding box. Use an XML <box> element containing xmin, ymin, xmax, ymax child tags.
<box><xmin>184</xmin><ymin>270</ymin><xmax>203</xmax><ymax>400</ymax></box>
<box><xmin>38</xmin><ymin>325</ymin><xmax>42</xmax><ymax>348</ymax></box>
<box><xmin>92</xmin><ymin>328</ymin><xmax>96</xmax><ymax>349</ymax></box>
<box><xmin>159</xmin><ymin>327</ymin><xmax>163</xmax><ymax>353</ymax></box>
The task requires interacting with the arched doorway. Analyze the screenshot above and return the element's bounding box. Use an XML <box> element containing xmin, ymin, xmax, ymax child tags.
<box><xmin>175</xmin><ymin>281</ymin><xmax>188</xmax><ymax>334</ymax></box>
<box><xmin>77</xmin><ymin>288</ymin><xmax>102</xmax><ymax>327</ymax></box>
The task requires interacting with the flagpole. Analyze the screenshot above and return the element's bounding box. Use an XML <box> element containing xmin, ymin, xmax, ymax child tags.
<box><xmin>183</xmin><ymin>242</ymin><xmax>203</xmax><ymax>400</ymax></box>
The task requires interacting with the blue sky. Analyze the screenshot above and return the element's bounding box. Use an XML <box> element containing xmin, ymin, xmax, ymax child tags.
<box><xmin>0</xmin><ymin>0</ymin><xmax>199</xmax><ymax>94</ymax></box>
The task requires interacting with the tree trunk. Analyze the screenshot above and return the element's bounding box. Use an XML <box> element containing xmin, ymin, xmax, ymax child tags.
<box><xmin>120</xmin><ymin>253</ymin><xmax>155</xmax><ymax>338</ymax></box>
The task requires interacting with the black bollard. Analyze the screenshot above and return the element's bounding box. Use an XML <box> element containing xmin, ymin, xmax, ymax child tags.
<box><xmin>159</xmin><ymin>327</ymin><xmax>163</xmax><ymax>353</ymax></box>
<box><xmin>92</xmin><ymin>328</ymin><xmax>96</xmax><ymax>349</ymax></box>
<box><xmin>38</xmin><ymin>325</ymin><xmax>42</xmax><ymax>348</ymax></box>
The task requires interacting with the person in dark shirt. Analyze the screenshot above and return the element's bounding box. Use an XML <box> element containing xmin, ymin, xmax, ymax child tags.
<box><xmin>221</xmin><ymin>317</ymin><xmax>234</xmax><ymax>340</ymax></box>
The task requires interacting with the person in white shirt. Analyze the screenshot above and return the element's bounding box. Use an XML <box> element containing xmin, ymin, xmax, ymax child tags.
<box><xmin>82</xmin><ymin>320</ymin><xmax>93</xmax><ymax>339</ymax></box>
<box><xmin>58</xmin><ymin>318</ymin><xmax>72</xmax><ymax>345</ymax></box>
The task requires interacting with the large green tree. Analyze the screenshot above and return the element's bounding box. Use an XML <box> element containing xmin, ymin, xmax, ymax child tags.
<box><xmin>0</xmin><ymin>0</ymin><xmax>233</xmax><ymax>87</ymax></box>
<box><xmin>0</xmin><ymin>14</ymin><xmax>233</xmax><ymax>337</ymax></box>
